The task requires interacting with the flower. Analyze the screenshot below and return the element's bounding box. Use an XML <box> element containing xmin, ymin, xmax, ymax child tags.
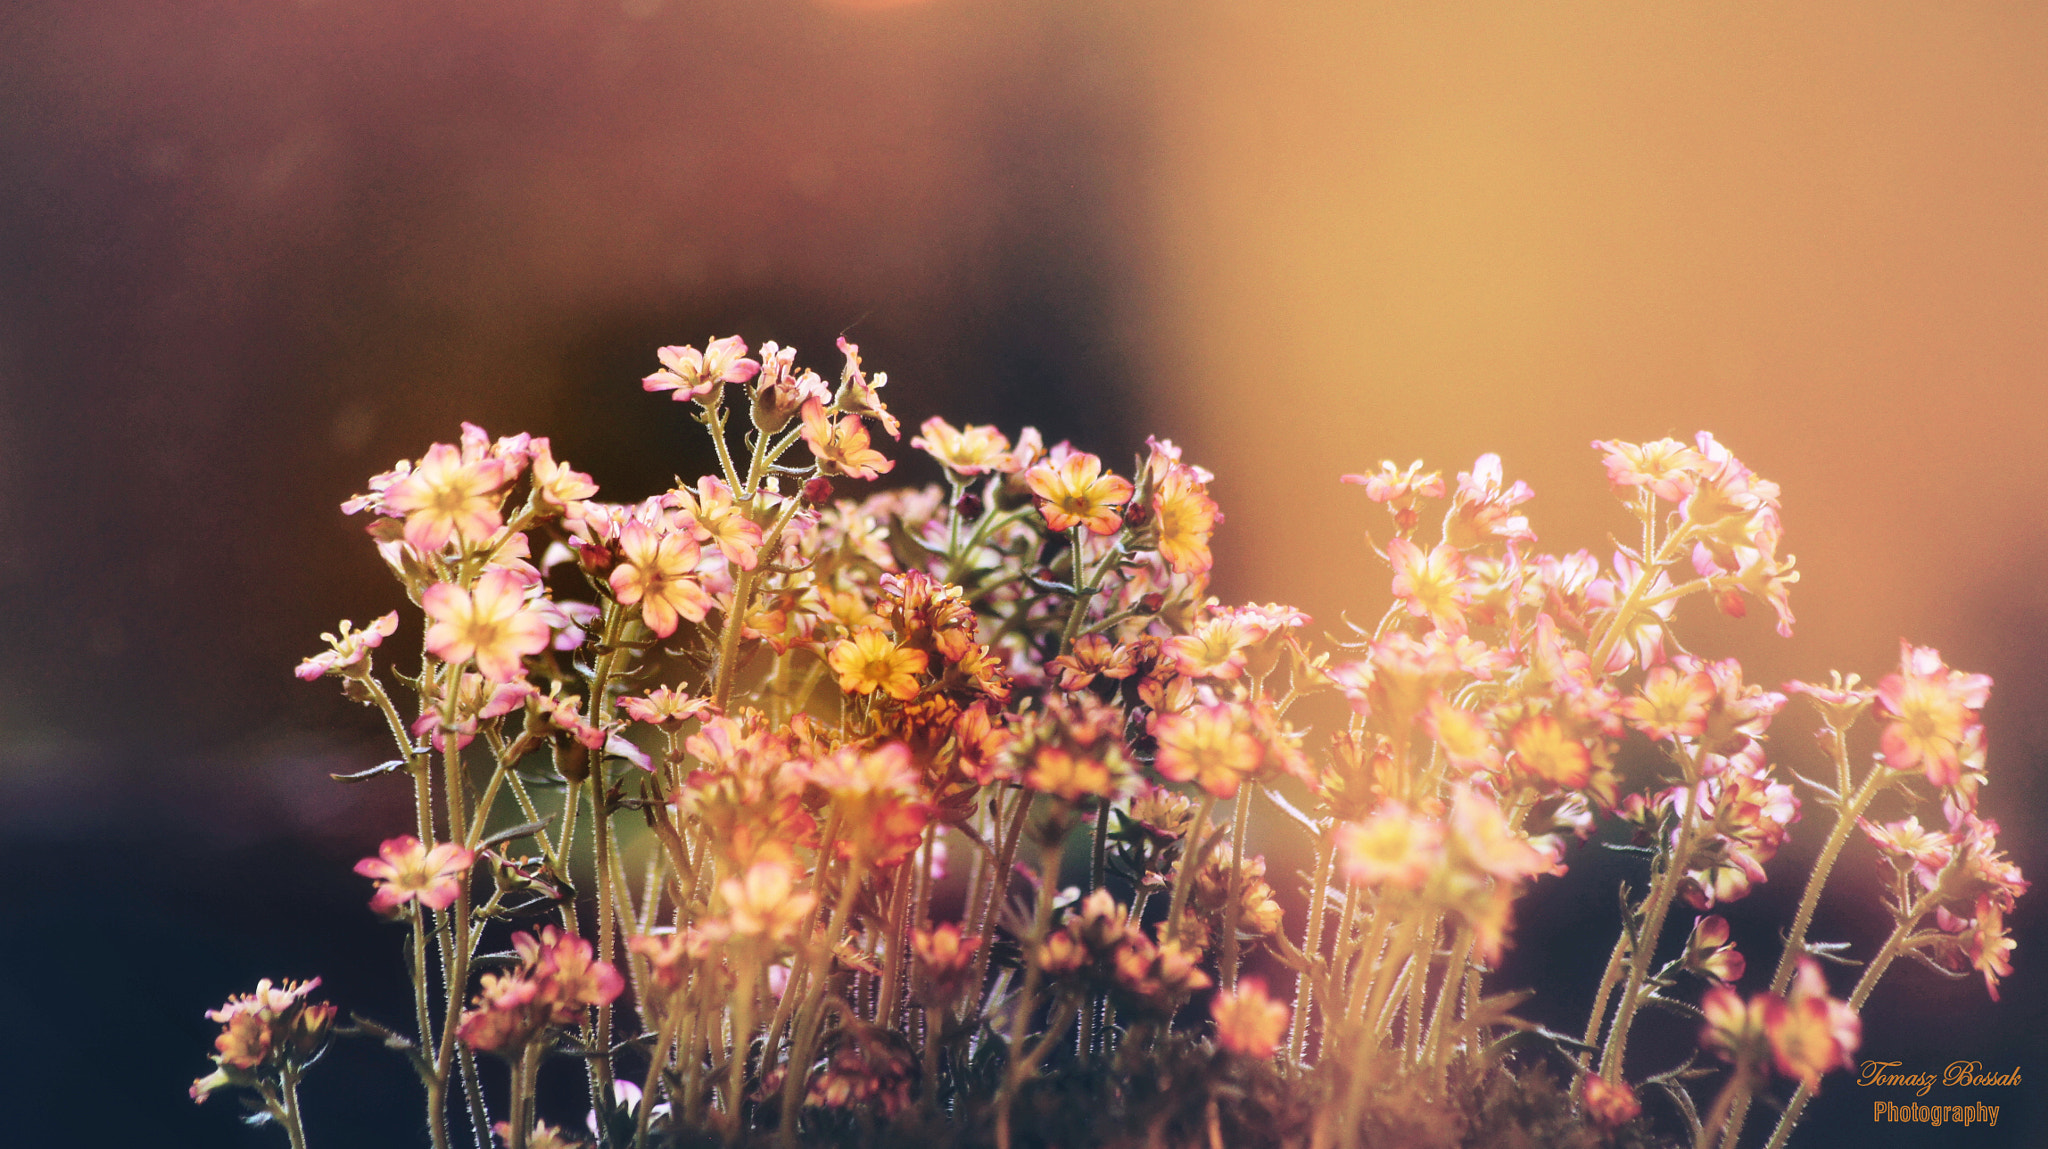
<box><xmin>1591</xmin><ymin>437</ymin><xmax>1704</xmax><ymax>503</ymax></box>
<box><xmin>1507</xmin><ymin>713</ymin><xmax>1592</xmax><ymax>790</ymax></box>
<box><xmin>609</xmin><ymin>520</ymin><xmax>711</xmax><ymax>638</ymax></box>
<box><xmin>911</xmin><ymin>416</ymin><xmax>1020</xmax><ymax>475</ymax></box>
<box><xmin>528</xmin><ymin>438</ymin><xmax>598</xmax><ymax>508</ymax></box>
<box><xmin>192</xmin><ymin>978</ymin><xmax>335</xmax><ymax>1103</ymax></box>
<box><xmin>834</xmin><ymin>337</ymin><xmax>901</xmax><ymax>439</ymax></box>
<box><xmin>1335</xmin><ymin>803</ymin><xmax>1443</xmax><ymax>890</ymax></box>
<box><xmin>912</xmin><ymin>922</ymin><xmax>983</xmax><ymax>1006</ymax></box>
<box><xmin>458</xmin><ymin>971</ymin><xmax>544</xmax><ymax>1052</ymax></box>
<box><xmin>295</xmin><ymin>612</ymin><xmax>400</xmax><ymax>681</ymax></box>
<box><xmin>1700</xmin><ymin>983</ymin><xmax>1771</xmax><ymax>1066</ymax></box>
<box><xmin>1025</xmin><ymin>450</ymin><xmax>1133</xmax><ymax>535</ymax></box>
<box><xmin>354</xmin><ymin>836</ymin><xmax>474</xmax><ymax>915</ymax></box>
<box><xmin>1621</xmin><ymin>665</ymin><xmax>1715</xmax><ymax>742</ymax></box>
<box><xmin>1151</xmin><ymin>464</ymin><xmax>1220</xmax><ymax>574</ymax></box>
<box><xmin>1875</xmin><ymin>642</ymin><xmax>1991</xmax><ymax>787</ymax></box>
<box><xmin>1025</xmin><ymin>746</ymin><xmax>1116</xmax><ymax>802</ymax></box>
<box><xmin>422</xmin><ymin>568</ymin><xmax>553</xmax><ymax>681</ymax></box>
<box><xmin>492</xmin><ymin>1122</ymin><xmax>586</xmax><ymax>1149</ymax></box>
<box><xmin>801</xmin><ymin>399</ymin><xmax>894</xmax><ymax>480</ymax></box>
<box><xmin>514</xmin><ymin>926</ymin><xmax>627</xmax><ymax>1025</ymax></box>
<box><xmin>621</xmin><ymin>685</ymin><xmax>715</xmax><ymax>728</ymax></box>
<box><xmin>642</xmin><ymin>337</ymin><xmax>761</xmax><ymax>402</ymax></box>
<box><xmin>720</xmin><ymin>859</ymin><xmax>818</xmax><ymax>944</ymax></box>
<box><xmin>828</xmin><ymin>628</ymin><xmax>929</xmax><ymax>700</ymax></box>
<box><xmin>1684</xmin><ymin>915</ymin><xmax>1746</xmax><ymax>983</ymax></box>
<box><xmin>1165</xmin><ymin>612</ymin><xmax>1265</xmax><ymax>680</ymax></box>
<box><xmin>1153</xmin><ymin>703</ymin><xmax>1263</xmax><ymax>798</ymax></box>
<box><xmin>382</xmin><ymin>441</ymin><xmax>510</xmax><ymax>553</ymax></box>
<box><xmin>1211</xmin><ymin>978</ymin><xmax>1289</xmax><ymax>1059</ymax></box>
<box><xmin>669</xmin><ymin>475</ymin><xmax>762</xmax><ymax>570</ymax></box>
<box><xmin>1765</xmin><ymin>959</ymin><xmax>1860</xmax><ymax>1087</ymax></box>
<box><xmin>1341</xmin><ymin>460</ymin><xmax>1444</xmax><ymax>534</ymax></box>
<box><xmin>1582</xmin><ymin>1075</ymin><xmax>1641</xmax><ymax>1128</ymax></box>
<box><xmin>1386</xmin><ymin>537</ymin><xmax>1468</xmax><ymax>634</ymax></box>
<box><xmin>1050</xmin><ymin>634</ymin><xmax>1137</xmax><ymax>691</ymax></box>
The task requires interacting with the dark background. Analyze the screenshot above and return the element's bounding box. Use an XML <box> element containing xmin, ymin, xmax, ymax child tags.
<box><xmin>4</xmin><ymin>2</ymin><xmax>2043</xmax><ymax>1146</ymax></box>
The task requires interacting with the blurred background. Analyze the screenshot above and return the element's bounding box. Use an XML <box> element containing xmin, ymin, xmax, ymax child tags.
<box><xmin>3</xmin><ymin>1</ymin><xmax>2044</xmax><ymax>1144</ymax></box>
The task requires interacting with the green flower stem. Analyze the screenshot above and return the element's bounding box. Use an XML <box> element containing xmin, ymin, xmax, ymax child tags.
<box><xmin>1769</xmin><ymin>760</ymin><xmax>1890</xmax><ymax>997</ymax></box>
<box><xmin>407</xmin><ymin>903</ymin><xmax>448</xmax><ymax>1149</ymax></box>
<box><xmin>1285</xmin><ymin>826</ymin><xmax>1338</xmax><ymax>1070</ymax></box>
<box><xmin>461</xmin><ymin>762</ymin><xmax>510</xmax><ymax>852</ymax></box>
<box><xmin>1401</xmin><ymin>912</ymin><xmax>1443</xmax><ymax>1062</ymax></box>
<box><xmin>966</xmin><ymin>789</ymin><xmax>1035</xmax><ymax>1023</ymax></box>
<box><xmin>1166</xmin><ymin>793</ymin><xmax>1220</xmax><ymax>947</ymax></box>
<box><xmin>875</xmin><ymin>859</ymin><xmax>915</xmax><ymax>1029</ymax></box>
<box><xmin>995</xmin><ymin>833</ymin><xmax>1068</xmax><ymax>1149</ymax></box>
<box><xmin>712</xmin><ymin>493</ymin><xmax>809</xmax><ymax>713</ymax></box>
<box><xmin>725</xmin><ymin>965</ymin><xmax>760</xmax><ymax>1145</ymax></box>
<box><xmin>1423</xmin><ymin>924</ymin><xmax>1475</xmax><ymax>1077</ymax></box>
<box><xmin>509</xmin><ymin>1040</ymin><xmax>542</xmax><ymax>1149</ymax></box>
<box><xmin>634</xmin><ymin>1001</ymin><xmax>684</xmax><ymax>1149</ymax></box>
<box><xmin>779</xmin><ymin>847</ymin><xmax>870</xmax><ymax>1147</ymax></box>
<box><xmin>1717</xmin><ymin>756</ymin><xmax>1892</xmax><ymax>1149</ymax></box>
<box><xmin>1587</xmin><ymin>524</ymin><xmax>1692</xmax><ymax>672</ymax></box>
<box><xmin>1318</xmin><ymin>886</ymin><xmax>1363</xmax><ymax>1063</ymax></box>
<box><xmin>277</xmin><ymin>1063</ymin><xmax>312</xmax><ymax>1149</ymax></box>
<box><xmin>1696</xmin><ymin>1057</ymin><xmax>1752</xmax><ymax>1149</ymax></box>
<box><xmin>1579</xmin><ymin>925</ymin><xmax>1632</xmax><ymax>1067</ymax></box>
<box><xmin>764</xmin><ymin>808</ymin><xmax>842</xmax><ymax>1063</ymax></box>
<box><xmin>1058</xmin><ymin>527</ymin><xmax>1094</xmax><ymax>654</ymax></box>
<box><xmin>1082</xmin><ymin>799</ymin><xmax>1113</xmax><ymax>1059</ymax></box>
<box><xmin>922</xmin><ymin>1005</ymin><xmax>945</xmax><ymax>1109</ymax></box>
<box><xmin>1599</xmin><ymin>788</ymin><xmax>1704</xmax><ymax>1080</ymax></box>
<box><xmin>591</xmin><ymin>765</ymin><xmax>620</xmax><ymax>1115</ymax></box>
<box><xmin>1760</xmin><ymin>915</ymin><xmax>1919</xmax><ymax>1149</ymax></box>
<box><xmin>1221</xmin><ymin>784</ymin><xmax>1254</xmax><ymax>990</ymax></box>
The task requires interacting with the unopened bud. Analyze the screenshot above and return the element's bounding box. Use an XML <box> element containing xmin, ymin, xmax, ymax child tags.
<box><xmin>802</xmin><ymin>476</ymin><xmax>835</xmax><ymax>505</ymax></box>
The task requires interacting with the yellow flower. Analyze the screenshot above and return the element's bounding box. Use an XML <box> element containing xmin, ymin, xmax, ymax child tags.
<box><xmin>1151</xmin><ymin>466</ymin><xmax>1218</xmax><ymax>574</ymax></box>
<box><xmin>1153</xmin><ymin>703</ymin><xmax>1262</xmax><ymax>798</ymax></box>
<box><xmin>828</xmin><ymin>628</ymin><xmax>928</xmax><ymax>701</ymax></box>
<box><xmin>1025</xmin><ymin>450</ymin><xmax>1133</xmax><ymax>535</ymax></box>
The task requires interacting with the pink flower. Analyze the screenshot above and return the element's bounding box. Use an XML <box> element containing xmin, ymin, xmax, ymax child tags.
<box><xmin>1581</xmin><ymin>1074</ymin><xmax>1641</xmax><ymax>1128</ymax></box>
<box><xmin>295</xmin><ymin>612</ymin><xmax>399</xmax><ymax>681</ymax></box>
<box><xmin>1335</xmin><ymin>803</ymin><xmax>1443</xmax><ymax>890</ymax></box>
<box><xmin>528</xmin><ymin>437</ymin><xmax>598</xmax><ymax>508</ymax></box>
<box><xmin>514</xmin><ymin>926</ymin><xmax>626</xmax><ymax>1024</ymax></box>
<box><xmin>1765</xmin><ymin>959</ymin><xmax>1860</xmax><ymax>1087</ymax></box>
<box><xmin>608</xmin><ymin>520</ymin><xmax>711</xmax><ymax>638</ymax></box>
<box><xmin>422</xmin><ymin>568</ymin><xmax>553</xmax><ymax>682</ymax></box>
<box><xmin>354</xmin><ymin>836</ymin><xmax>474</xmax><ymax>915</ymax></box>
<box><xmin>668</xmin><ymin>475</ymin><xmax>762</xmax><ymax>570</ymax></box>
<box><xmin>1875</xmin><ymin>642</ymin><xmax>1991</xmax><ymax>787</ymax></box>
<box><xmin>1386</xmin><ymin>537</ymin><xmax>1468</xmax><ymax>634</ymax></box>
<box><xmin>621</xmin><ymin>686</ymin><xmax>716</xmax><ymax>728</ymax></box>
<box><xmin>1211</xmin><ymin>978</ymin><xmax>1289</xmax><ymax>1059</ymax></box>
<box><xmin>382</xmin><ymin>442</ymin><xmax>510</xmax><ymax>553</ymax></box>
<box><xmin>1591</xmin><ymin>437</ymin><xmax>1705</xmax><ymax>503</ymax></box>
<box><xmin>1341</xmin><ymin>459</ymin><xmax>1443</xmax><ymax>534</ymax></box>
<box><xmin>642</xmin><ymin>337</ymin><xmax>761</xmax><ymax>402</ymax></box>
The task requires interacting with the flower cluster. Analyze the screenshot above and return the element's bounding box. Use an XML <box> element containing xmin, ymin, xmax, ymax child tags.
<box><xmin>222</xmin><ymin>342</ymin><xmax>2024</xmax><ymax>1149</ymax></box>
<box><xmin>190</xmin><ymin>979</ymin><xmax>335</xmax><ymax>1112</ymax></box>
<box><xmin>455</xmin><ymin>927</ymin><xmax>625</xmax><ymax>1054</ymax></box>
